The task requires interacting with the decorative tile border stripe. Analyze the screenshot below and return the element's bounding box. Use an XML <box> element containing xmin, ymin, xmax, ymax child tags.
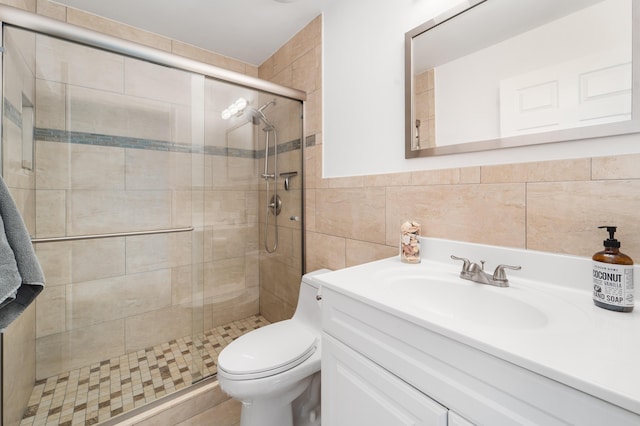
<box><xmin>4</xmin><ymin>97</ymin><xmax>23</xmax><ymax>128</ymax></box>
<box><xmin>5</xmin><ymin>98</ymin><xmax>303</xmax><ymax>158</ymax></box>
<box><xmin>34</xmin><ymin>128</ymin><xmax>301</xmax><ymax>159</ymax></box>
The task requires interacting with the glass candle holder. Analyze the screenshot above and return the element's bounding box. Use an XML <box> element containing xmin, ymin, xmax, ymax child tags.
<box><xmin>400</xmin><ymin>220</ymin><xmax>421</xmax><ymax>263</ymax></box>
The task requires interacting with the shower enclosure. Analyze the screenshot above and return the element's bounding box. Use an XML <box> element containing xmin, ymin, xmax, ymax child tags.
<box><xmin>0</xmin><ymin>12</ymin><xmax>303</xmax><ymax>425</ymax></box>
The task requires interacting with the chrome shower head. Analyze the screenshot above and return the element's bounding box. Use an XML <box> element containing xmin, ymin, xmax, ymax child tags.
<box><xmin>245</xmin><ymin>99</ymin><xmax>276</xmax><ymax>127</ymax></box>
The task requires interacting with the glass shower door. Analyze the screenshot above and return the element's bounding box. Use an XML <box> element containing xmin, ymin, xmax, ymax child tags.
<box><xmin>6</xmin><ymin>26</ymin><xmax>208</xmax><ymax>424</ymax></box>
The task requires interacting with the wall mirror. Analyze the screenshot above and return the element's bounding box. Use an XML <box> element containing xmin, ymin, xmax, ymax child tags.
<box><xmin>405</xmin><ymin>0</ymin><xmax>639</xmax><ymax>158</ymax></box>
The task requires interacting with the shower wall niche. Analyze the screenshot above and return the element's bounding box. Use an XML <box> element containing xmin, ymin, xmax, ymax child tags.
<box><xmin>2</xmin><ymin>22</ymin><xmax>303</xmax><ymax>425</ymax></box>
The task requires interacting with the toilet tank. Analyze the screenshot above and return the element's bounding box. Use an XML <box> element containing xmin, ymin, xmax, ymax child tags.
<box><xmin>293</xmin><ymin>269</ymin><xmax>330</xmax><ymax>330</ymax></box>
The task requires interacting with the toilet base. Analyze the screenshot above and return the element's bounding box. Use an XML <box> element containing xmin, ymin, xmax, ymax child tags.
<box><xmin>238</xmin><ymin>372</ymin><xmax>321</xmax><ymax>426</ymax></box>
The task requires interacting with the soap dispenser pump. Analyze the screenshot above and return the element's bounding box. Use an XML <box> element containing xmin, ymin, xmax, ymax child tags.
<box><xmin>592</xmin><ymin>226</ymin><xmax>634</xmax><ymax>312</ymax></box>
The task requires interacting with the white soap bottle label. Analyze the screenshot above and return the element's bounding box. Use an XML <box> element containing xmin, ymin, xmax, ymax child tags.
<box><xmin>592</xmin><ymin>261</ymin><xmax>634</xmax><ymax>307</ymax></box>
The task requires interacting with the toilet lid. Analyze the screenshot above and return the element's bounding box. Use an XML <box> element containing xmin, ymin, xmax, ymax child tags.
<box><xmin>218</xmin><ymin>320</ymin><xmax>317</xmax><ymax>379</ymax></box>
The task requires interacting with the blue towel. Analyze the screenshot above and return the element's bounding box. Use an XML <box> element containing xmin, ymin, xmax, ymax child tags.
<box><xmin>0</xmin><ymin>175</ymin><xmax>44</xmax><ymax>330</ymax></box>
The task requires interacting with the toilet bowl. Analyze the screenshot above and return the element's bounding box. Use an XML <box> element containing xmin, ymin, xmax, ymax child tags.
<box><xmin>217</xmin><ymin>269</ymin><xmax>329</xmax><ymax>426</ymax></box>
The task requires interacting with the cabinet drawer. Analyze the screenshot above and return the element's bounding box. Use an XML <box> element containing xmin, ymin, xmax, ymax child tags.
<box><xmin>322</xmin><ymin>286</ymin><xmax>640</xmax><ymax>426</ymax></box>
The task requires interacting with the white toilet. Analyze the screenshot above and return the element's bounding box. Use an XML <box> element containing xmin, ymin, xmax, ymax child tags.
<box><xmin>217</xmin><ymin>269</ymin><xmax>329</xmax><ymax>426</ymax></box>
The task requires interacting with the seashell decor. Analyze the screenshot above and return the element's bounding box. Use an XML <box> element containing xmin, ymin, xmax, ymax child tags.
<box><xmin>400</xmin><ymin>220</ymin><xmax>421</xmax><ymax>263</ymax></box>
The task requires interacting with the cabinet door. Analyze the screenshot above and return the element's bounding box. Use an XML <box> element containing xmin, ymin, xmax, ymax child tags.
<box><xmin>322</xmin><ymin>334</ymin><xmax>448</xmax><ymax>426</ymax></box>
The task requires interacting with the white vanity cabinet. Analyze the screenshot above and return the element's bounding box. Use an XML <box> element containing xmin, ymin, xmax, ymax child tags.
<box><xmin>323</xmin><ymin>333</ymin><xmax>448</xmax><ymax>425</ymax></box>
<box><xmin>320</xmin><ymin>284</ymin><xmax>640</xmax><ymax>426</ymax></box>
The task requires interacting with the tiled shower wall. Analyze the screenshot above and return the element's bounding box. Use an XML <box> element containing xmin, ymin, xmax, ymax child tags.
<box><xmin>258</xmin><ymin>17</ymin><xmax>321</xmax><ymax>322</ymax></box>
<box><xmin>28</xmin><ymin>31</ymin><xmax>262</xmax><ymax>380</ymax></box>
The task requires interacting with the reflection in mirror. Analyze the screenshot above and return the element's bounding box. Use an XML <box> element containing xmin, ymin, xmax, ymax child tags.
<box><xmin>405</xmin><ymin>0</ymin><xmax>638</xmax><ymax>158</ymax></box>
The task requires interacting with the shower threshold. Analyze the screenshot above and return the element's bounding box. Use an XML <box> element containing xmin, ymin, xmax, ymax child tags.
<box><xmin>20</xmin><ymin>315</ymin><xmax>270</xmax><ymax>426</ymax></box>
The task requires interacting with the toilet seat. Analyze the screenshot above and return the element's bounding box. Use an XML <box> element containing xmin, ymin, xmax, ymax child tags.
<box><xmin>217</xmin><ymin>320</ymin><xmax>318</xmax><ymax>380</ymax></box>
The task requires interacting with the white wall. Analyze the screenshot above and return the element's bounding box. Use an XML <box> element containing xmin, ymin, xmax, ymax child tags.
<box><xmin>322</xmin><ymin>0</ymin><xmax>640</xmax><ymax>178</ymax></box>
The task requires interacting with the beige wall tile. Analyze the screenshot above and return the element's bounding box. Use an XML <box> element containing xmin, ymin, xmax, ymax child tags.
<box><xmin>592</xmin><ymin>154</ymin><xmax>640</xmax><ymax>180</ymax></box>
<box><xmin>527</xmin><ymin>180</ymin><xmax>640</xmax><ymax>259</ymax></box>
<box><xmin>303</xmin><ymin>143</ymin><xmax>327</xmax><ymax>189</ymax></box>
<box><xmin>124</xmin><ymin>57</ymin><xmax>193</xmax><ymax>106</ymax></box>
<box><xmin>70</xmin><ymin>144</ymin><xmax>125</xmax><ymax>190</ymax></box>
<box><xmin>410</xmin><ymin>168</ymin><xmax>460</xmax><ymax>185</ymax></box>
<box><xmin>8</xmin><ymin>187</ymin><xmax>36</xmax><ymax>235</ymax></box>
<box><xmin>173</xmin><ymin>190</ymin><xmax>193</xmax><ymax>227</ymax></box>
<box><xmin>71</xmin><ymin>237</ymin><xmax>126</xmax><ymax>282</ymax></box>
<box><xmin>35</xmin><ymin>242</ymin><xmax>72</xmax><ymax>286</ymax></box>
<box><xmin>305</xmin><ymin>188</ymin><xmax>316</xmax><ymax>232</ymax></box>
<box><xmin>124</xmin><ymin>304</ymin><xmax>192</xmax><ymax>353</ymax></box>
<box><xmin>205</xmin><ymin>190</ymin><xmax>248</xmax><ymax>227</ymax></box>
<box><xmin>327</xmin><ymin>175</ymin><xmax>365</xmax><ymax>188</ymax></box>
<box><xmin>209</xmin><ymin>287</ymin><xmax>259</xmax><ymax>328</ymax></box>
<box><xmin>35</xmin><ymin>285</ymin><xmax>65</xmax><ymax>338</ymax></box>
<box><xmin>315</xmin><ymin>187</ymin><xmax>386</xmax><ymax>243</ymax></box>
<box><xmin>125</xmin><ymin>149</ymin><xmax>171</xmax><ymax>190</ymax></box>
<box><xmin>203</xmin><ymin>258</ymin><xmax>246</xmax><ymax>299</ymax></box>
<box><xmin>36</xmin><ymin>0</ymin><xmax>66</xmax><ymax>20</ymax></box>
<box><xmin>386</xmin><ymin>184</ymin><xmax>526</xmax><ymax>249</ymax></box>
<box><xmin>305</xmin><ymin>231</ymin><xmax>345</xmax><ymax>272</ymax></box>
<box><xmin>364</xmin><ymin>172</ymin><xmax>411</xmax><ymax>187</ymax></box>
<box><xmin>304</xmin><ymin>89</ymin><xmax>322</xmax><ymax>137</ymax></box>
<box><xmin>67</xmin><ymin>269</ymin><xmax>171</xmax><ymax>329</ymax></box>
<box><xmin>36</xmin><ymin>319</ymin><xmax>125</xmax><ymax>379</ymax></box>
<box><xmin>36</xmin><ymin>34</ymin><xmax>124</xmax><ymax>91</ymax></box>
<box><xmin>35</xmin><ymin>77</ymin><xmax>66</xmax><ymax>130</ymax></box>
<box><xmin>68</xmin><ymin>86</ymin><xmax>173</xmax><ymax>142</ymax></box>
<box><xmin>126</xmin><ymin>232</ymin><xmax>192</xmax><ymax>274</ymax></box>
<box><xmin>172</xmin><ymin>264</ymin><xmax>193</xmax><ymax>306</ymax></box>
<box><xmin>135</xmin><ymin>383</ymin><xmax>234</xmax><ymax>426</ymax></box>
<box><xmin>35</xmin><ymin>189</ymin><xmax>66</xmax><ymax>238</ymax></box>
<box><xmin>68</xmin><ymin>190</ymin><xmax>171</xmax><ymax>235</ymax></box>
<box><xmin>481</xmin><ymin>158</ymin><xmax>591</xmax><ymax>183</ymax></box>
<box><xmin>212</xmin><ymin>225</ymin><xmax>249</xmax><ymax>261</ymax></box>
<box><xmin>346</xmin><ymin>239</ymin><xmax>398</xmax><ymax>268</ymax></box>
<box><xmin>1</xmin><ymin>0</ymin><xmax>35</xmax><ymax>12</ymax></box>
<box><xmin>3</xmin><ymin>304</ymin><xmax>36</xmax><ymax>426</ymax></box>
<box><xmin>460</xmin><ymin>166</ymin><xmax>481</xmax><ymax>183</ymax></box>
<box><xmin>259</xmin><ymin>288</ymin><xmax>295</xmax><ymax>323</ymax></box>
<box><xmin>292</xmin><ymin>46</ymin><xmax>321</xmax><ymax>93</ymax></box>
<box><xmin>174</xmin><ymin>397</ymin><xmax>241</xmax><ymax>426</ymax></box>
<box><xmin>35</xmin><ymin>141</ymin><xmax>69</xmax><ymax>190</ymax></box>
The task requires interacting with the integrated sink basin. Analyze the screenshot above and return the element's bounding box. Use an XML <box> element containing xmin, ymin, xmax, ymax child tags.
<box><xmin>333</xmin><ymin>258</ymin><xmax>592</xmax><ymax>336</ymax></box>
<box><xmin>381</xmin><ymin>275</ymin><xmax>549</xmax><ymax>330</ymax></box>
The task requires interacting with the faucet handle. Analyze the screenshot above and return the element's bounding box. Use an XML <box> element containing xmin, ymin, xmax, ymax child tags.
<box><xmin>451</xmin><ymin>255</ymin><xmax>472</xmax><ymax>275</ymax></box>
<box><xmin>492</xmin><ymin>264</ymin><xmax>522</xmax><ymax>282</ymax></box>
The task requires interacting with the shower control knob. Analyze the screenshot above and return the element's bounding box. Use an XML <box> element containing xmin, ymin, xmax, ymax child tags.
<box><xmin>290</xmin><ymin>216</ymin><xmax>300</xmax><ymax>221</ymax></box>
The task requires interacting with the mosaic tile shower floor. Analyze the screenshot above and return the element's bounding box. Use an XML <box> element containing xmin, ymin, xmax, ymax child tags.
<box><xmin>20</xmin><ymin>315</ymin><xmax>270</xmax><ymax>426</ymax></box>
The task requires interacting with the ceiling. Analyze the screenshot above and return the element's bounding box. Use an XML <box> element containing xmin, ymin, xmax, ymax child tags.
<box><xmin>51</xmin><ymin>0</ymin><xmax>327</xmax><ymax>66</ymax></box>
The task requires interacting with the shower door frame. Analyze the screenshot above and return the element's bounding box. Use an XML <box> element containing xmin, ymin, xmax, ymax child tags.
<box><xmin>0</xmin><ymin>5</ymin><xmax>306</xmax><ymax>102</ymax></box>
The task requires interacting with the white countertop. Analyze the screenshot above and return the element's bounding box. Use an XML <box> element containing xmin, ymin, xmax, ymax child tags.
<box><xmin>316</xmin><ymin>237</ymin><xmax>640</xmax><ymax>415</ymax></box>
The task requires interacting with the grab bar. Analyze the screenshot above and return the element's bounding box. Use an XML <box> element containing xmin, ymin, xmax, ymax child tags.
<box><xmin>31</xmin><ymin>226</ymin><xmax>194</xmax><ymax>243</ymax></box>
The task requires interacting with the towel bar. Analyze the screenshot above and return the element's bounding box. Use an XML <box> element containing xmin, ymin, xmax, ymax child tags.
<box><xmin>31</xmin><ymin>227</ymin><xmax>194</xmax><ymax>243</ymax></box>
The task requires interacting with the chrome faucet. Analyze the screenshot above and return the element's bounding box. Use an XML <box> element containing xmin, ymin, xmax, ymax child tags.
<box><xmin>451</xmin><ymin>255</ymin><xmax>521</xmax><ymax>287</ymax></box>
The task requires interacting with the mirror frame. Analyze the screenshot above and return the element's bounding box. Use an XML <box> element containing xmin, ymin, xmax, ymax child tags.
<box><xmin>405</xmin><ymin>0</ymin><xmax>640</xmax><ymax>158</ymax></box>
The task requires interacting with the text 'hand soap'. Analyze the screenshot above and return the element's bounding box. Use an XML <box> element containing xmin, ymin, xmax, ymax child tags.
<box><xmin>592</xmin><ymin>226</ymin><xmax>634</xmax><ymax>312</ymax></box>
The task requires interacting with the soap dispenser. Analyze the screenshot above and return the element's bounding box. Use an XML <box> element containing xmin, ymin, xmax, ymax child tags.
<box><xmin>592</xmin><ymin>226</ymin><xmax>634</xmax><ymax>312</ymax></box>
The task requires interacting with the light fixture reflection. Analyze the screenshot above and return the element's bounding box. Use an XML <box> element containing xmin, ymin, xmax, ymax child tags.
<box><xmin>221</xmin><ymin>97</ymin><xmax>248</xmax><ymax>120</ymax></box>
